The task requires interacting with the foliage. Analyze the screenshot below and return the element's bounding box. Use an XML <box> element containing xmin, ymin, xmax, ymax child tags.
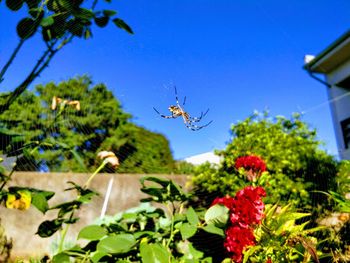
<box><xmin>0</xmin><ymin>152</ymin><xmax>115</xmax><ymax>258</ymax></box>
<box><xmin>191</xmin><ymin>112</ymin><xmax>338</xmax><ymax>210</ymax></box>
<box><xmin>52</xmin><ymin>173</ymin><xmax>325</xmax><ymax>263</ymax></box>
<box><xmin>173</xmin><ymin>160</ymin><xmax>196</xmax><ymax>175</ymax></box>
<box><xmin>0</xmin><ymin>219</ymin><xmax>12</xmax><ymax>263</ymax></box>
<box><xmin>0</xmin><ymin>76</ymin><xmax>175</xmax><ymax>173</ymax></box>
<box><xmin>316</xmin><ymin>162</ymin><xmax>350</xmax><ymax>261</ymax></box>
<box><xmin>100</xmin><ymin>123</ymin><xmax>175</xmax><ymax>174</ymax></box>
<box><xmin>336</xmin><ymin>160</ymin><xmax>350</xmax><ymax>197</ymax></box>
<box><xmin>52</xmin><ymin>176</ymin><xmax>222</xmax><ymax>262</ymax></box>
<box><xmin>0</xmin><ymin>0</ymin><xmax>133</xmax><ymax>114</ymax></box>
<box><xmin>245</xmin><ymin>204</ymin><xmax>323</xmax><ymax>263</ymax></box>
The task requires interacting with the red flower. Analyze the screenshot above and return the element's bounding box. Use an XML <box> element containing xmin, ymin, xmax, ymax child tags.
<box><xmin>266</xmin><ymin>258</ymin><xmax>272</xmax><ymax>263</ymax></box>
<box><xmin>224</xmin><ymin>225</ymin><xmax>256</xmax><ymax>263</ymax></box>
<box><xmin>211</xmin><ymin>195</ymin><xmax>235</xmax><ymax>210</ymax></box>
<box><xmin>235</xmin><ymin>155</ymin><xmax>267</xmax><ymax>181</ymax></box>
<box><xmin>231</xmin><ymin>186</ymin><xmax>266</xmax><ymax>226</ymax></box>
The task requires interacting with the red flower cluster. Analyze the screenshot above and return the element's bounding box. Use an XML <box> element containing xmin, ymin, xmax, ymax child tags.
<box><xmin>211</xmin><ymin>195</ymin><xmax>235</xmax><ymax>209</ymax></box>
<box><xmin>212</xmin><ymin>186</ymin><xmax>266</xmax><ymax>262</ymax></box>
<box><xmin>224</xmin><ymin>226</ymin><xmax>256</xmax><ymax>263</ymax></box>
<box><xmin>230</xmin><ymin>186</ymin><xmax>266</xmax><ymax>228</ymax></box>
<box><xmin>235</xmin><ymin>155</ymin><xmax>267</xmax><ymax>181</ymax></box>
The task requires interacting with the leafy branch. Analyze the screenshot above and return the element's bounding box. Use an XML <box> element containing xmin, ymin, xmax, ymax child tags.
<box><xmin>0</xmin><ymin>0</ymin><xmax>133</xmax><ymax>114</ymax></box>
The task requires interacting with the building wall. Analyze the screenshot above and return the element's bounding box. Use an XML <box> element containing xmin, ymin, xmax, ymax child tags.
<box><xmin>326</xmin><ymin>60</ymin><xmax>350</xmax><ymax>159</ymax></box>
<box><xmin>0</xmin><ymin>172</ymin><xmax>189</xmax><ymax>259</ymax></box>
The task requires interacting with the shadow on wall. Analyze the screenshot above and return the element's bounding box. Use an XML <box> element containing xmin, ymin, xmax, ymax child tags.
<box><xmin>0</xmin><ymin>172</ymin><xmax>189</xmax><ymax>259</ymax></box>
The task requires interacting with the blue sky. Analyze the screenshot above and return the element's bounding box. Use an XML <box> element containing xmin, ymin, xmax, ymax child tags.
<box><xmin>1</xmin><ymin>1</ymin><xmax>350</xmax><ymax>159</ymax></box>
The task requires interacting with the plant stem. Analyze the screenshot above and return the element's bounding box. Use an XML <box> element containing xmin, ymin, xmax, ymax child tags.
<box><xmin>58</xmin><ymin>223</ymin><xmax>69</xmax><ymax>253</ymax></box>
<box><xmin>0</xmin><ymin>167</ymin><xmax>16</xmax><ymax>191</ymax></box>
<box><xmin>166</xmin><ymin>203</ymin><xmax>175</xmax><ymax>248</ymax></box>
<box><xmin>84</xmin><ymin>161</ymin><xmax>107</xmax><ymax>188</ymax></box>
<box><xmin>58</xmin><ymin>211</ymin><xmax>74</xmax><ymax>253</ymax></box>
<box><xmin>0</xmin><ymin>39</ymin><xmax>25</xmax><ymax>83</ymax></box>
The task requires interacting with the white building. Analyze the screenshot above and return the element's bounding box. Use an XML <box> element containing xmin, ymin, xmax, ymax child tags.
<box><xmin>304</xmin><ymin>31</ymin><xmax>350</xmax><ymax>160</ymax></box>
<box><xmin>184</xmin><ymin>151</ymin><xmax>222</xmax><ymax>165</ymax></box>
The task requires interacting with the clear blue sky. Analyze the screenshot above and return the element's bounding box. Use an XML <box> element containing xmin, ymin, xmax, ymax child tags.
<box><xmin>1</xmin><ymin>1</ymin><xmax>350</xmax><ymax>159</ymax></box>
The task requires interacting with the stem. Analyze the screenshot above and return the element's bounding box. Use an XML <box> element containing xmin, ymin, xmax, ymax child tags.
<box><xmin>0</xmin><ymin>39</ymin><xmax>25</xmax><ymax>83</ymax></box>
<box><xmin>166</xmin><ymin>203</ymin><xmax>175</xmax><ymax>248</ymax></box>
<box><xmin>58</xmin><ymin>211</ymin><xmax>74</xmax><ymax>253</ymax></box>
<box><xmin>84</xmin><ymin>161</ymin><xmax>107</xmax><ymax>188</ymax></box>
<box><xmin>58</xmin><ymin>223</ymin><xmax>69</xmax><ymax>253</ymax></box>
<box><xmin>0</xmin><ymin>166</ymin><xmax>16</xmax><ymax>191</ymax></box>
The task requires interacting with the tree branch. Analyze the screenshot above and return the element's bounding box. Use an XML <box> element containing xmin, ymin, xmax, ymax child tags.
<box><xmin>0</xmin><ymin>41</ymin><xmax>57</xmax><ymax>114</ymax></box>
<box><xmin>92</xmin><ymin>0</ymin><xmax>98</xmax><ymax>9</ymax></box>
<box><xmin>0</xmin><ymin>39</ymin><xmax>25</xmax><ymax>84</ymax></box>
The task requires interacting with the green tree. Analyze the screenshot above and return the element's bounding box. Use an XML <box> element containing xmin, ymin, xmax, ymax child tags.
<box><xmin>191</xmin><ymin>112</ymin><xmax>338</xmax><ymax>210</ymax></box>
<box><xmin>100</xmin><ymin>123</ymin><xmax>175</xmax><ymax>173</ymax></box>
<box><xmin>0</xmin><ymin>76</ymin><xmax>175</xmax><ymax>173</ymax></box>
<box><xmin>0</xmin><ymin>0</ymin><xmax>133</xmax><ymax>114</ymax></box>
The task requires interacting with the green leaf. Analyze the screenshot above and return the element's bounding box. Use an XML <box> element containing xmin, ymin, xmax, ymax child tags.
<box><xmin>180</xmin><ymin>223</ymin><xmax>197</xmax><ymax>240</ymax></box>
<box><xmin>243</xmin><ymin>245</ymin><xmax>262</xmax><ymax>263</ymax></box>
<box><xmin>84</xmin><ymin>28</ymin><xmax>92</xmax><ymax>39</ymax></box>
<box><xmin>188</xmin><ymin>243</ymin><xmax>204</xmax><ymax>259</ymax></box>
<box><xmin>25</xmin><ymin>0</ymin><xmax>40</xmax><ymax>9</ymax></box>
<box><xmin>51</xmin><ymin>200</ymin><xmax>81</xmax><ymax>217</ymax></box>
<box><xmin>186</xmin><ymin>207</ymin><xmax>199</xmax><ymax>226</ymax></box>
<box><xmin>74</xmin><ymin>8</ymin><xmax>94</xmax><ymax>20</ymax></box>
<box><xmin>277</xmin><ymin>212</ymin><xmax>310</xmax><ymax>225</ymax></box>
<box><xmin>204</xmin><ymin>204</ymin><xmax>229</xmax><ymax>228</ymax></box>
<box><xmin>37</xmin><ymin>219</ymin><xmax>63</xmax><ymax>237</ymax></box>
<box><xmin>112</xmin><ymin>18</ymin><xmax>133</xmax><ymax>34</ymax></box>
<box><xmin>52</xmin><ymin>253</ymin><xmax>70</xmax><ymax>263</ymax></box>
<box><xmin>103</xmin><ymin>9</ymin><xmax>117</xmax><ymax>16</ymax></box>
<box><xmin>52</xmin><ymin>253</ymin><xmax>71</xmax><ymax>263</ymax></box>
<box><xmin>202</xmin><ymin>224</ymin><xmax>224</xmax><ymax>237</ymax></box>
<box><xmin>56</xmin><ymin>0</ymin><xmax>73</xmax><ymax>12</ymax></box>
<box><xmin>140</xmin><ymin>243</ymin><xmax>170</xmax><ymax>263</ymax></box>
<box><xmin>16</xmin><ymin>17</ymin><xmax>37</xmax><ymax>39</ymax></box>
<box><xmin>78</xmin><ymin>225</ymin><xmax>107</xmax><ymax>240</ymax></box>
<box><xmin>6</xmin><ymin>0</ymin><xmax>23</xmax><ymax>11</ymax></box>
<box><xmin>97</xmin><ymin>234</ymin><xmax>136</xmax><ymax>254</ymax></box>
<box><xmin>67</xmin><ymin>19</ymin><xmax>84</xmax><ymax>37</ymax></box>
<box><xmin>94</xmin><ymin>16</ymin><xmax>109</xmax><ymax>27</ymax></box>
<box><xmin>40</xmin><ymin>16</ymin><xmax>55</xmax><ymax>27</ymax></box>
<box><xmin>77</xmin><ymin>191</ymin><xmax>96</xmax><ymax>203</ymax></box>
<box><xmin>140</xmin><ymin>176</ymin><xmax>187</xmax><ymax>203</ymax></box>
<box><xmin>31</xmin><ymin>192</ymin><xmax>50</xmax><ymax>214</ymax></box>
<box><xmin>91</xmin><ymin>251</ymin><xmax>109</xmax><ymax>263</ymax></box>
<box><xmin>28</xmin><ymin>7</ymin><xmax>44</xmax><ymax>19</ymax></box>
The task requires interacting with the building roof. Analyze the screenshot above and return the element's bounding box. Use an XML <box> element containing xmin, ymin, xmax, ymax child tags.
<box><xmin>304</xmin><ymin>30</ymin><xmax>350</xmax><ymax>74</ymax></box>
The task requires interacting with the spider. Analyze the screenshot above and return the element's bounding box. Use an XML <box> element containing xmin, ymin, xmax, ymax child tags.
<box><xmin>153</xmin><ymin>86</ymin><xmax>213</xmax><ymax>131</ymax></box>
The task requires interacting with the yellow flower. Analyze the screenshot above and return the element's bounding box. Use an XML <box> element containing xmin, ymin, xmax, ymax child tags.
<box><xmin>6</xmin><ymin>190</ymin><xmax>31</xmax><ymax>210</ymax></box>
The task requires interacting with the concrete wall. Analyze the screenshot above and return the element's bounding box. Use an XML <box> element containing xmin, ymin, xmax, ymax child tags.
<box><xmin>0</xmin><ymin>172</ymin><xmax>189</xmax><ymax>259</ymax></box>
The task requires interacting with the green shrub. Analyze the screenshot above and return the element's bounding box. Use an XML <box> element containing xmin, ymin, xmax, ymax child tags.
<box><xmin>191</xmin><ymin>112</ymin><xmax>338</xmax><ymax>211</ymax></box>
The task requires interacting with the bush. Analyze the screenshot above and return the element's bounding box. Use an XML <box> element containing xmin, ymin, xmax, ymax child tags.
<box><xmin>191</xmin><ymin>112</ymin><xmax>338</xmax><ymax>211</ymax></box>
